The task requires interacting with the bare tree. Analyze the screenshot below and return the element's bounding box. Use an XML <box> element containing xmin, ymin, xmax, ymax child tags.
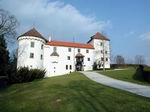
<box><xmin>134</xmin><ymin>55</ymin><xmax>145</xmax><ymax>65</ymax></box>
<box><xmin>115</xmin><ymin>55</ymin><xmax>125</xmax><ymax>65</ymax></box>
<box><xmin>0</xmin><ymin>9</ymin><xmax>18</xmax><ymax>41</ymax></box>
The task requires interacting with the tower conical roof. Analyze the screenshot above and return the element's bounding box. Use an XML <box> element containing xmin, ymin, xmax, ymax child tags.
<box><xmin>18</xmin><ymin>28</ymin><xmax>47</xmax><ymax>41</ymax></box>
<box><xmin>92</xmin><ymin>32</ymin><xmax>110</xmax><ymax>41</ymax></box>
<box><xmin>87</xmin><ymin>32</ymin><xmax>110</xmax><ymax>43</ymax></box>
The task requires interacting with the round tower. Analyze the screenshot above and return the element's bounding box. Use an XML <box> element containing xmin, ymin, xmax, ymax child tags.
<box><xmin>17</xmin><ymin>28</ymin><xmax>47</xmax><ymax>69</ymax></box>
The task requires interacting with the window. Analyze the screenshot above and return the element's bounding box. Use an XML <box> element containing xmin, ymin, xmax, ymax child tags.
<box><xmin>53</xmin><ymin>47</ymin><xmax>57</xmax><ymax>52</ymax></box>
<box><xmin>31</xmin><ymin>42</ymin><xmax>34</xmax><ymax>48</ymax></box>
<box><xmin>41</xmin><ymin>54</ymin><xmax>43</xmax><ymax>60</ymax></box>
<box><xmin>68</xmin><ymin>48</ymin><xmax>71</xmax><ymax>52</ymax></box>
<box><xmin>100</xmin><ymin>42</ymin><xmax>103</xmax><ymax>46</ymax></box>
<box><xmin>66</xmin><ymin>65</ymin><xmax>68</xmax><ymax>70</ymax></box>
<box><xmin>88</xmin><ymin>58</ymin><xmax>90</xmax><ymax>61</ymax></box>
<box><xmin>101</xmin><ymin>57</ymin><xmax>104</xmax><ymax>61</ymax></box>
<box><xmin>101</xmin><ymin>50</ymin><xmax>103</xmax><ymax>53</ymax></box>
<box><xmin>78</xmin><ymin>49</ymin><xmax>80</xmax><ymax>52</ymax></box>
<box><xmin>106</xmin><ymin>58</ymin><xmax>108</xmax><ymax>61</ymax></box>
<box><xmin>86</xmin><ymin>49</ymin><xmax>89</xmax><ymax>53</ymax></box>
<box><xmin>70</xmin><ymin>65</ymin><xmax>72</xmax><ymax>70</ymax></box>
<box><xmin>67</xmin><ymin>56</ymin><xmax>70</xmax><ymax>60</ymax></box>
<box><xmin>30</xmin><ymin>53</ymin><xmax>34</xmax><ymax>58</ymax></box>
<box><xmin>105</xmin><ymin>51</ymin><xmax>107</xmax><ymax>54</ymax></box>
<box><xmin>41</xmin><ymin>44</ymin><xmax>43</xmax><ymax>49</ymax></box>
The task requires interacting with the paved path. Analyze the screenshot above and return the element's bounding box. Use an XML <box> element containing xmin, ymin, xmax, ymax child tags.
<box><xmin>81</xmin><ymin>71</ymin><xmax>150</xmax><ymax>98</ymax></box>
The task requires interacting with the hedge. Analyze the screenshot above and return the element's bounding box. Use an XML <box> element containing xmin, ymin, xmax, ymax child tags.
<box><xmin>11</xmin><ymin>67</ymin><xmax>46</xmax><ymax>83</ymax></box>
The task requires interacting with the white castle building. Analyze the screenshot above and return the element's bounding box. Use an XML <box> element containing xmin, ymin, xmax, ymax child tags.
<box><xmin>17</xmin><ymin>28</ymin><xmax>110</xmax><ymax>77</ymax></box>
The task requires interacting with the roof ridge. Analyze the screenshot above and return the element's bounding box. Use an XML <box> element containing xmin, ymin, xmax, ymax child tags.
<box><xmin>50</xmin><ymin>40</ymin><xmax>92</xmax><ymax>45</ymax></box>
<box><xmin>47</xmin><ymin>40</ymin><xmax>94</xmax><ymax>49</ymax></box>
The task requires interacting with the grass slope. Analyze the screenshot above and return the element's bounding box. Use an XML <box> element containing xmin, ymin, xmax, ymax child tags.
<box><xmin>99</xmin><ymin>68</ymin><xmax>150</xmax><ymax>86</ymax></box>
<box><xmin>0</xmin><ymin>72</ymin><xmax>150</xmax><ymax>112</ymax></box>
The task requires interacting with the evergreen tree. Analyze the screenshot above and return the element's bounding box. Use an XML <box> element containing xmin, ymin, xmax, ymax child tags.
<box><xmin>0</xmin><ymin>34</ymin><xmax>9</xmax><ymax>76</ymax></box>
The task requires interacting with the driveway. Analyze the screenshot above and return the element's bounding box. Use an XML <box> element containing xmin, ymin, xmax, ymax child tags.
<box><xmin>81</xmin><ymin>71</ymin><xmax>150</xmax><ymax>98</ymax></box>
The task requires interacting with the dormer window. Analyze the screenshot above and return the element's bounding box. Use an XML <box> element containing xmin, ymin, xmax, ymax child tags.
<box><xmin>31</xmin><ymin>42</ymin><xmax>34</xmax><ymax>48</ymax></box>
<box><xmin>50</xmin><ymin>47</ymin><xmax>59</xmax><ymax>57</ymax></box>
<box><xmin>53</xmin><ymin>47</ymin><xmax>57</xmax><ymax>52</ymax></box>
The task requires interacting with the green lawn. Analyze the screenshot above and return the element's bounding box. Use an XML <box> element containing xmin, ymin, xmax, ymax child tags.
<box><xmin>0</xmin><ymin>72</ymin><xmax>150</xmax><ymax>112</ymax></box>
<box><xmin>98</xmin><ymin>68</ymin><xmax>150</xmax><ymax>86</ymax></box>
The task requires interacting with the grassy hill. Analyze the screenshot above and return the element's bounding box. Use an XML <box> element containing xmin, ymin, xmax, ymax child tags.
<box><xmin>0</xmin><ymin>72</ymin><xmax>150</xmax><ymax>112</ymax></box>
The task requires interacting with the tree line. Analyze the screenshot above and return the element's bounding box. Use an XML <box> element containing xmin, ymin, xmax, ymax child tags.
<box><xmin>112</xmin><ymin>55</ymin><xmax>145</xmax><ymax>65</ymax></box>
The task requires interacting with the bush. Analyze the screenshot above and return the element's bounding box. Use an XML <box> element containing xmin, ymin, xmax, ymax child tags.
<box><xmin>30</xmin><ymin>69</ymin><xmax>46</xmax><ymax>80</ymax></box>
<box><xmin>143</xmin><ymin>66</ymin><xmax>150</xmax><ymax>82</ymax></box>
<box><xmin>134</xmin><ymin>65</ymin><xmax>150</xmax><ymax>83</ymax></box>
<box><xmin>133</xmin><ymin>65</ymin><xmax>144</xmax><ymax>81</ymax></box>
<box><xmin>11</xmin><ymin>67</ymin><xmax>46</xmax><ymax>83</ymax></box>
<box><xmin>93</xmin><ymin>62</ymin><xmax>98</xmax><ymax>70</ymax></box>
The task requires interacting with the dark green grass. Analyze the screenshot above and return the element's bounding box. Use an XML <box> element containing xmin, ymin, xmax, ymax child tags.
<box><xmin>0</xmin><ymin>72</ymin><xmax>150</xmax><ymax>112</ymax></box>
<box><xmin>99</xmin><ymin>68</ymin><xmax>150</xmax><ymax>86</ymax></box>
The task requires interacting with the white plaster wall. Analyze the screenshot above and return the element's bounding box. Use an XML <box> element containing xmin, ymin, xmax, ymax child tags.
<box><xmin>43</xmin><ymin>45</ymin><xmax>94</xmax><ymax>77</ymax></box>
<box><xmin>89</xmin><ymin>39</ymin><xmax>110</xmax><ymax>68</ymax></box>
<box><xmin>17</xmin><ymin>36</ymin><xmax>45</xmax><ymax>69</ymax></box>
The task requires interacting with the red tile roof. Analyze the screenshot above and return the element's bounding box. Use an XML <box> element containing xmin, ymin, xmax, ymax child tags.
<box><xmin>47</xmin><ymin>40</ymin><xmax>94</xmax><ymax>49</ymax></box>
<box><xmin>18</xmin><ymin>28</ymin><xmax>47</xmax><ymax>41</ymax></box>
<box><xmin>93</xmin><ymin>32</ymin><xmax>110</xmax><ymax>41</ymax></box>
<box><xmin>87</xmin><ymin>32</ymin><xmax>110</xmax><ymax>43</ymax></box>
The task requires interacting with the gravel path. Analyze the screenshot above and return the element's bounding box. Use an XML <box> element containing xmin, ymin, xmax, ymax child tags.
<box><xmin>81</xmin><ymin>71</ymin><xmax>150</xmax><ymax>98</ymax></box>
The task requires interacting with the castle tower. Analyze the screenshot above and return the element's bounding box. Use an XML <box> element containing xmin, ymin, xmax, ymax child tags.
<box><xmin>17</xmin><ymin>28</ymin><xmax>47</xmax><ymax>69</ymax></box>
<box><xmin>87</xmin><ymin>32</ymin><xmax>110</xmax><ymax>68</ymax></box>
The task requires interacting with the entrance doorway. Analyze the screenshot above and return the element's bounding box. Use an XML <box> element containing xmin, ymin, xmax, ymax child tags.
<box><xmin>75</xmin><ymin>53</ymin><xmax>84</xmax><ymax>71</ymax></box>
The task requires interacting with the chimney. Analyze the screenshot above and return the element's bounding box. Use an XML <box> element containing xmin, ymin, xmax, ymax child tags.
<box><xmin>48</xmin><ymin>35</ymin><xmax>52</xmax><ymax>41</ymax></box>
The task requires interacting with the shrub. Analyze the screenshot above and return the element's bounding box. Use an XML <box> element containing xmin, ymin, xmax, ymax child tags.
<box><xmin>143</xmin><ymin>66</ymin><xmax>150</xmax><ymax>82</ymax></box>
<box><xmin>93</xmin><ymin>62</ymin><xmax>98</xmax><ymax>70</ymax></box>
<box><xmin>11</xmin><ymin>67</ymin><xmax>45</xmax><ymax>83</ymax></box>
<box><xmin>16</xmin><ymin>67</ymin><xmax>31</xmax><ymax>83</ymax></box>
<box><xmin>30</xmin><ymin>69</ymin><xmax>46</xmax><ymax>80</ymax></box>
<box><xmin>134</xmin><ymin>65</ymin><xmax>150</xmax><ymax>83</ymax></box>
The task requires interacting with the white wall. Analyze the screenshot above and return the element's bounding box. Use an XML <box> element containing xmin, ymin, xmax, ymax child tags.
<box><xmin>43</xmin><ymin>45</ymin><xmax>94</xmax><ymax>77</ymax></box>
<box><xmin>17</xmin><ymin>36</ymin><xmax>45</xmax><ymax>69</ymax></box>
<box><xmin>89</xmin><ymin>39</ymin><xmax>110</xmax><ymax>68</ymax></box>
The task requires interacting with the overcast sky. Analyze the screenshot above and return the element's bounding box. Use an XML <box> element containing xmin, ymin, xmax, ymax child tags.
<box><xmin>0</xmin><ymin>0</ymin><xmax>150</xmax><ymax>65</ymax></box>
